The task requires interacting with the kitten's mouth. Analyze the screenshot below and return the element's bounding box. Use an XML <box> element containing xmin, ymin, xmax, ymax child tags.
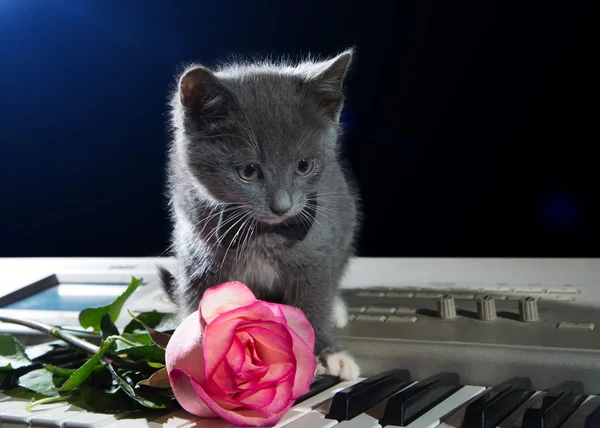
<box><xmin>259</xmin><ymin>214</ymin><xmax>292</xmax><ymax>225</ymax></box>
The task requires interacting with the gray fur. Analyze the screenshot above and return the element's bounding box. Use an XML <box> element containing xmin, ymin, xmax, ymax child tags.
<box><xmin>161</xmin><ymin>50</ymin><xmax>361</xmax><ymax>362</ymax></box>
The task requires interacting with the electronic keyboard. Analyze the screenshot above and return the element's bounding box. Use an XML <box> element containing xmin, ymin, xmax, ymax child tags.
<box><xmin>1</xmin><ymin>257</ymin><xmax>599</xmax><ymax>427</ymax></box>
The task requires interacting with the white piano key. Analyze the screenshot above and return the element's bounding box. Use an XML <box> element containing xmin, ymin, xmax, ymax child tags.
<box><xmin>273</xmin><ymin>408</ymin><xmax>311</xmax><ymax>427</ymax></box>
<box><xmin>293</xmin><ymin>379</ymin><xmax>364</xmax><ymax>411</ymax></box>
<box><xmin>561</xmin><ymin>395</ymin><xmax>600</xmax><ymax>428</ymax></box>
<box><xmin>0</xmin><ymin>401</ymin><xmax>73</xmax><ymax>426</ymax></box>
<box><xmin>435</xmin><ymin>386</ymin><xmax>489</xmax><ymax>427</ymax></box>
<box><xmin>146</xmin><ymin>409</ymin><xmax>201</xmax><ymax>427</ymax></box>
<box><xmin>335</xmin><ymin>412</ymin><xmax>382</xmax><ymax>428</ymax></box>
<box><xmin>281</xmin><ymin>410</ymin><xmax>338</xmax><ymax>428</ymax></box>
<box><xmin>384</xmin><ymin>385</ymin><xmax>486</xmax><ymax>428</ymax></box>
<box><xmin>97</xmin><ymin>414</ymin><xmax>202</xmax><ymax>428</ymax></box>
<box><xmin>0</xmin><ymin>397</ymin><xmax>31</xmax><ymax>414</ymax></box>
<box><xmin>37</xmin><ymin>404</ymin><xmax>131</xmax><ymax>428</ymax></box>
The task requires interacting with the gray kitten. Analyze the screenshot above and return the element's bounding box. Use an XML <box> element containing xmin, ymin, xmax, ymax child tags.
<box><xmin>159</xmin><ymin>50</ymin><xmax>362</xmax><ymax>380</ymax></box>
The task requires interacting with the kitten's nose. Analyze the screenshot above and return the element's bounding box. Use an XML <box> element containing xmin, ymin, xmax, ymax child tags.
<box><xmin>270</xmin><ymin>192</ymin><xmax>292</xmax><ymax>216</ymax></box>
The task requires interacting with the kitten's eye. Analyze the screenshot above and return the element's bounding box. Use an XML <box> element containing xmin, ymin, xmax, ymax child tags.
<box><xmin>295</xmin><ymin>158</ymin><xmax>315</xmax><ymax>176</ymax></box>
<box><xmin>236</xmin><ymin>163</ymin><xmax>260</xmax><ymax>181</ymax></box>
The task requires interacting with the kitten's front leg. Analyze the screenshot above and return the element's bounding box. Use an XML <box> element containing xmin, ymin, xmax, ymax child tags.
<box><xmin>285</xmin><ymin>285</ymin><xmax>359</xmax><ymax>381</ymax></box>
<box><xmin>332</xmin><ymin>294</ymin><xmax>349</xmax><ymax>329</ymax></box>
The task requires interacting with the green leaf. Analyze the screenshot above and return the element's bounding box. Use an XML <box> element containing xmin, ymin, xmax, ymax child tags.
<box><xmin>100</xmin><ymin>314</ymin><xmax>119</xmax><ymax>340</ymax></box>
<box><xmin>116</xmin><ymin>345</ymin><xmax>165</xmax><ymax>364</ymax></box>
<box><xmin>136</xmin><ymin>367</ymin><xmax>170</xmax><ymax>389</ymax></box>
<box><xmin>78</xmin><ymin>277</ymin><xmax>143</xmax><ymax>331</ymax></box>
<box><xmin>17</xmin><ymin>368</ymin><xmax>59</xmax><ymax>397</ymax></box>
<box><xmin>123</xmin><ymin>311</ymin><xmax>167</xmax><ymax>334</ymax></box>
<box><xmin>79</xmin><ymin>385</ymin><xmax>138</xmax><ymax>414</ymax></box>
<box><xmin>121</xmin><ymin>333</ymin><xmax>154</xmax><ymax>346</ymax></box>
<box><xmin>107</xmin><ymin>365</ymin><xmax>170</xmax><ymax>409</ymax></box>
<box><xmin>0</xmin><ymin>335</ymin><xmax>32</xmax><ymax>370</ymax></box>
<box><xmin>25</xmin><ymin>342</ymin><xmax>59</xmax><ymax>360</ymax></box>
<box><xmin>126</xmin><ymin>310</ymin><xmax>171</xmax><ymax>350</ymax></box>
<box><xmin>147</xmin><ymin>362</ymin><xmax>164</xmax><ymax>369</ymax></box>
<box><xmin>44</xmin><ymin>364</ymin><xmax>77</xmax><ymax>377</ymax></box>
<box><xmin>57</xmin><ymin>340</ymin><xmax>113</xmax><ymax>392</ymax></box>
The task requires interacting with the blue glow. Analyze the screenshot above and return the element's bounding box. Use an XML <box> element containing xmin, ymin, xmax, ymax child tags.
<box><xmin>540</xmin><ymin>193</ymin><xmax>578</xmax><ymax>226</ymax></box>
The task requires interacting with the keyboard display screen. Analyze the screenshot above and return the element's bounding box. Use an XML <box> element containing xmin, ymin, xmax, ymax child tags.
<box><xmin>2</xmin><ymin>282</ymin><xmax>129</xmax><ymax>311</ymax></box>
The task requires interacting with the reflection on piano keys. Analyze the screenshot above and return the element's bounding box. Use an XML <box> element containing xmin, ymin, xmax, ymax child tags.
<box><xmin>2</xmin><ymin>371</ymin><xmax>599</xmax><ymax>427</ymax></box>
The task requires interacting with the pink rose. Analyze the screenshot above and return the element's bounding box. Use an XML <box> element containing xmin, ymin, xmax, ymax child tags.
<box><xmin>165</xmin><ymin>281</ymin><xmax>316</xmax><ymax>427</ymax></box>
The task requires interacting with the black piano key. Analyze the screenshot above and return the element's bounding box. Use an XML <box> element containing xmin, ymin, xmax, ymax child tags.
<box><xmin>379</xmin><ymin>371</ymin><xmax>462</xmax><ymax>427</ymax></box>
<box><xmin>325</xmin><ymin>368</ymin><xmax>412</xmax><ymax>421</ymax></box>
<box><xmin>521</xmin><ymin>381</ymin><xmax>587</xmax><ymax>428</ymax></box>
<box><xmin>585</xmin><ymin>402</ymin><xmax>600</xmax><ymax>428</ymax></box>
<box><xmin>294</xmin><ymin>375</ymin><xmax>341</xmax><ymax>405</ymax></box>
<box><xmin>461</xmin><ymin>376</ymin><xmax>535</xmax><ymax>428</ymax></box>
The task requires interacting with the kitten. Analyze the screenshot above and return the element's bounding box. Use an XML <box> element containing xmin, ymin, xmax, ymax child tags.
<box><xmin>159</xmin><ymin>50</ymin><xmax>362</xmax><ymax>380</ymax></box>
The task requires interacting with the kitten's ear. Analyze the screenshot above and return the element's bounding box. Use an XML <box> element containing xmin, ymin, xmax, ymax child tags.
<box><xmin>306</xmin><ymin>50</ymin><xmax>353</xmax><ymax>120</ymax></box>
<box><xmin>178</xmin><ymin>66</ymin><xmax>236</xmax><ymax>120</ymax></box>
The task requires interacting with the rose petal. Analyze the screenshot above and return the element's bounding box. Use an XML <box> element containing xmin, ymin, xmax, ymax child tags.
<box><xmin>165</xmin><ymin>311</ymin><xmax>206</xmax><ymax>385</ymax></box>
<box><xmin>286</xmin><ymin>327</ymin><xmax>317</xmax><ymax>398</ymax></box>
<box><xmin>209</xmin><ymin>301</ymin><xmax>287</xmax><ymax>329</ymax></box>
<box><xmin>226</xmin><ymin>336</ymin><xmax>246</xmax><ymax>374</ymax></box>
<box><xmin>238</xmin><ymin>370</ymin><xmax>295</xmax><ymax>416</ymax></box>
<box><xmin>211</xmin><ymin>359</ymin><xmax>237</xmax><ymax>395</ymax></box>
<box><xmin>168</xmin><ymin>369</ymin><xmax>218</xmax><ymax>418</ymax></box>
<box><xmin>203</xmin><ymin>318</ymin><xmax>243</xmax><ymax>378</ymax></box>
<box><xmin>182</xmin><ymin>370</ymin><xmax>294</xmax><ymax>426</ymax></box>
<box><xmin>239</xmin><ymin>323</ymin><xmax>295</xmax><ymax>365</ymax></box>
<box><xmin>278</xmin><ymin>304</ymin><xmax>316</xmax><ymax>350</ymax></box>
<box><xmin>200</xmin><ymin>281</ymin><xmax>257</xmax><ymax>325</ymax></box>
<box><xmin>204</xmin><ymin>318</ymin><xmax>292</xmax><ymax>377</ymax></box>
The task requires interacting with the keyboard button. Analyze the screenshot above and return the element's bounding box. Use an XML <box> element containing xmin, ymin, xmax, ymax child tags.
<box><xmin>379</xmin><ymin>372</ymin><xmax>462</xmax><ymax>427</ymax></box>
<box><xmin>386</xmin><ymin>292</ymin><xmax>415</xmax><ymax>298</ymax></box>
<box><xmin>326</xmin><ymin>368</ymin><xmax>412</xmax><ymax>421</ymax></box>
<box><xmin>414</xmin><ymin>292</ymin><xmax>444</xmax><ymax>299</ymax></box>
<box><xmin>557</xmin><ymin>322</ymin><xmax>596</xmax><ymax>330</ymax></box>
<box><xmin>386</xmin><ymin>316</ymin><xmax>418</xmax><ymax>323</ymax></box>
<box><xmin>515</xmin><ymin>288</ymin><xmax>546</xmax><ymax>294</ymax></box>
<box><xmin>295</xmin><ymin>375</ymin><xmax>342</xmax><ymax>405</ymax></box>
<box><xmin>461</xmin><ymin>377</ymin><xmax>535</xmax><ymax>428</ymax></box>
<box><xmin>521</xmin><ymin>381</ymin><xmax>587</xmax><ymax>428</ymax></box>
<box><xmin>354</xmin><ymin>315</ymin><xmax>387</xmax><ymax>322</ymax></box>
<box><xmin>394</xmin><ymin>307</ymin><xmax>417</xmax><ymax>314</ymax></box>
<box><xmin>448</xmin><ymin>293</ymin><xmax>476</xmax><ymax>300</ymax></box>
<box><xmin>365</xmin><ymin>306</ymin><xmax>397</xmax><ymax>315</ymax></box>
<box><xmin>357</xmin><ymin>291</ymin><xmax>386</xmax><ymax>298</ymax></box>
<box><xmin>547</xmin><ymin>288</ymin><xmax>580</xmax><ymax>295</ymax></box>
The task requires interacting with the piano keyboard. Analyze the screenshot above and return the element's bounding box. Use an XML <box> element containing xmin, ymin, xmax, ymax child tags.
<box><xmin>1</xmin><ymin>371</ymin><xmax>599</xmax><ymax>427</ymax></box>
<box><xmin>2</xmin><ymin>257</ymin><xmax>600</xmax><ymax>427</ymax></box>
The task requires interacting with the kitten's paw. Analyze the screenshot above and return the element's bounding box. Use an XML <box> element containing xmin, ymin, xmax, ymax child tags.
<box><xmin>314</xmin><ymin>360</ymin><xmax>328</xmax><ymax>378</ymax></box>
<box><xmin>325</xmin><ymin>351</ymin><xmax>360</xmax><ymax>381</ymax></box>
<box><xmin>333</xmin><ymin>296</ymin><xmax>349</xmax><ymax>329</ymax></box>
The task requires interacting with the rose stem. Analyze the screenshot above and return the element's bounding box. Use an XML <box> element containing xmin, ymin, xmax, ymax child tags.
<box><xmin>0</xmin><ymin>315</ymin><xmax>100</xmax><ymax>355</ymax></box>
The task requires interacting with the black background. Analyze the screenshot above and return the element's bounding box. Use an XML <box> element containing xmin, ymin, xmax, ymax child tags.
<box><xmin>1</xmin><ymin>1</ymin><xmax>596</xmax><ymax>258</ymax></box>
